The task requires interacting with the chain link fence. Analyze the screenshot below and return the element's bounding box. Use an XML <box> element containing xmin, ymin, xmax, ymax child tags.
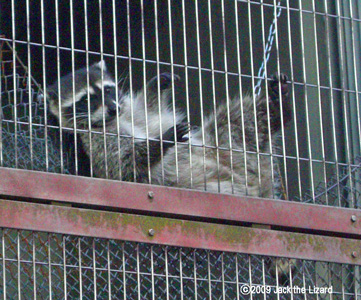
<box><xmin>1</xmin><ymin>228</ymin><xmax>359</xmax><ymax>300</ymax></box>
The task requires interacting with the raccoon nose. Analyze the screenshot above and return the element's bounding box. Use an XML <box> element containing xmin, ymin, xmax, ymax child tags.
<box><xmin>108</xmin><ymin>104</ymin><xmax>117</xmax><ymax>117</ymax></box>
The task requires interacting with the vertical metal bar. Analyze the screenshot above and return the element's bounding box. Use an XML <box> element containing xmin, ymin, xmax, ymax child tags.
<box><xmin>93</xmin><ymin>239</ymin><xmax>97</xmax><ymax>300</ymax></box>
<box><xmin>83</xmin><ymin>0</ymin><xmax>94</xmax><ymax>178</ymax></box>
<box><xmin>354</xmin><ymin>265</ymin><xmax>359</xmax><ymax>300</ymax></box>
<box><xmin>165</xmin><ymin>247</ymin><xmax>170</xmax><ymax>300</ymax></box>
<box><xmin>206</xmin><ymin>0</ymin><xmax>221</xmax><ymax>193</ymax></box>
<box><xmin>327</xmin><ymin>263</ymin><xmax>334</xmax><ymax>300</ymax></box>
<box><xmin>259</xmin><ymin>1</ymin><xmax>275</xmax><ymax>198</ymax></box>
<box><xmin>288</xmin><ymin>259</ymin><xmax>294</xmax><ymax>300</ymax></box>
<box><xmin>40</xmin><ymin>0</ymin><xmax>49</xmax><ymax>172</ymax></box>
<box><xmin>274</xmin><ymin>260</ymin><xmax>280</xmax><ymax>300</ymax></box>
<box><xmin>207</xmin><ymin>251</ymin><xmax>212</xmax><ymax>299</ymax></box>
<box><xmin>179</xmin><ymin>248</ymin><xmax>184</xmax><ymax>300</ymax></box>
<box><xmin>194</xmin><ymin>0</ymin><xmax>207</xmax><ymax>191</ymax></box>
<box><xmin>167</xmin><ymin>0</ymin><xmax>180</xmax><ymax>185</ymax></box>
<box><xmin>98</xmin><ymin>0</ymin><xmax>109</xmax><ymax>180</ymax></box>
<box><xmin>348</xmin><ymin>0</ymin><xmax>361</xmax><ymax>152</ymax></box>
<box><xmin>323</xmin><ymin>0</ymin><xmax>342</xmax><ymax>205</ymax></box>
<box><xmin>310</xmin><ymin>0</ymin><xmax>328</xmax><ymax>204</ymax></box>
<box><xmin>316</xmin><ymin>276</ymin><xmax>321</xmax><ymax>300</ymax></box>
<box><xmin>32</xmin><ymin>233</ymin><xmax>36</xmax><ymax>300</ymax></box>
<box><xmin>221</xmin><ymin>253</ymin><xmax>226</xmax><ymax>300</ymax></box>
<box><xmin>17</xmin><ymin>230</ymin><xmax>21</xmax><ymax>300</ymax></box>
<box><xmin>301</xmin><ymin>261</ymin><xmax>307</xmax><ymax>300</ymax></box>
<box><xmin>298</xmin><ymin>0</ymin><xmax>316</xmax><ymax>202</ymax></box>
<box><xmin>107</xmin><ymin>240</ymin><xmax>111</xmax><ymax>300</ymax></box>
<box><xmin>11</xmin><ymin>0</ymin><xmax>18</xmax><ymax>169</ymax></box>
<box><xmin>153</xmin><ymin>0</ymin><xmax>165</xmax><ymax>185</ymax></box>
<box><xmin>112</xmin><ymin>0</ymin><xmax>122</xmax><ymax>181</ymax></box>
<box><xmin>78</xmin><ymin>238</ymin><xmax>83</xmax><ymax>299</ymax></box>
<box><xmin>235</xmin><ymin>254</ymin><xmax>240</xmax><ymax>300</ymax></box>
<box><xmin>247</xmin><ymin>0</ymin><xmax>262</xmax><ymax>197</ymax></box>
<box><xmin>220</xmin><ymin>0</ymin><xmax>235</xmax><ymax>194</ymax></box>
<box><xmin>272</xmin><ymin>0</ymin><xmax>289</xmax><ymax>198</ymax></box>
<box><xmin>347</xmin><ymin>0</ymin><xmax>361</xmax><ymax>206</ymax></box>
<box><xmin>2</xmin><ymin>230</ymin><xmax>6</xmax><ymax>300</ymax></box>
<box><xmin>126</xmin><ymin>0</ymin><xmax>136</xmax><ymax>183</ymax></box>
<box><xmin>48</xmin><ymin>234</ymin><xmax>52</xmax><ymax>300</ymax></box>
<box><xmin>286</xmin><ymin>0</ymin><xmax>302</xmax><ymax>199</ymax></box>
<box><xmin>122</xmin><ymin>242</ymin><xmax>127</xmax><ymax>300</ymax></box>
<box><xmin>151</xmin><ymin>245</ymin><xmax>155</xmax><ymax>300</ymax></box>
<box><xmin>181</xmin><ymin>0</ymin><xmax>193</xmax><ymax>189</ymax></box>
<box><xmin>63</xmin><ymin>236</ymin><xmax>67</xmax><ymax>299</ymax></box>
<box><xmin>26</xmin><ymin>0</ymin><xmax>34</xmax><ymax>170</ymax></box>
<box><xmin>193</xmin><ymin>250</ymin><xmax>198</xmax><ymax>300</ymax></box>
<box><xmin>335</xmin><ymin>0</ymin><xmax>354</xmax><ymax>207</ymax></box>
<box><xmin>136</xmin><ymin>244</ymin><xmax>141</xmax><ymax>300</ymax></box>
<box><xmin>69</xmin><ymin>0</ymin><xmax>79</xmax><ymax>176</ymax></box>
<box><xmin>341</xmin><ymin>265</ymin><xmax>346</xmax><ymax>300</ymax></box>
<box><xmin>261</xmin><ymin>258</ymin><xmax>266</xmax><ymax>300</ymax></box>
<box><xmin>55</xmin><ymin>0</ymin><xmax>64</xmax><ymax>174</ymax></box>
<box><xmin>140</xmin><ymin>0</ymin><xmax>152</xmax><ymax>184</ymax></box>
<box><xmin>234</xmin><ymin>0</ymin><xmax>248</xmax><ymax>195</ymax></box>
<box><xmin>247</xmin><ymin>256</ymin><xmax>253</xmax><ymax>300</ymax></box>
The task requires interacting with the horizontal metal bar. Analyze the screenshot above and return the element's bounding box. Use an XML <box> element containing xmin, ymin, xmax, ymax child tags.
<box><xmin>0</xmin><ymin>167</ymin><xmax>360</xmax><ymax>237</ymax></box>
<box><xmin>2</xmin><ymin>34</ymin><xmax>361</xmax><ymax>94</ymax></box>
<box><xmin>0</xmin><ymin>199</ymin><xmax>360</xmax><ymax>265</ymax></box>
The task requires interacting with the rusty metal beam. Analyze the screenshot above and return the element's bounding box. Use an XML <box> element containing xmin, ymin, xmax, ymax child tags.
<box><xmin>0</xmin><ymin>167</ymin><xmax>360</xmax><ymax>238</ymax></box>
<box><xmin>0</xmin><ymin>199</ymin><xmax>360</xmax><ymax>265</ymax></box>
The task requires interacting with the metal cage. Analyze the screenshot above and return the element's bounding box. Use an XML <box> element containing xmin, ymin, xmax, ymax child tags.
<box><xmin>1</xmin><ymin>0</ymin><xmax>361</xmax><ymax>299</ymax></box>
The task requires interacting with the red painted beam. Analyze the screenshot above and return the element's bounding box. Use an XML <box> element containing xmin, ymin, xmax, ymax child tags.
<box><xmin>0</xmin><ymin>167</ymin><xmax>360</xmax><ymax>237</ymax></box>
<box><xmin>0</xmin><ymin>199</ymin><xmax>360</xmax><ymax>265</ymax></box>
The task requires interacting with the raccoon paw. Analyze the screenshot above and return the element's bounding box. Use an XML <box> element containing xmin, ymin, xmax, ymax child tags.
<box><xmin>162</xmin><ymin>122</ymin><xmax>189</xmax><ymax>149</ymax></box>
<box><xmin>148</xmin><ymin>72</ymin><xmax>181</xmax><ymax>92</ymax></box>
<box><xmin>269</xmin><ymin>73</ymin><xmax>289</xmax><ymax>101</ymax></box>
<box><xmin>175</xmin><ymin>122</ymin><xmax>189</xmax><ymax>143</ymax></box>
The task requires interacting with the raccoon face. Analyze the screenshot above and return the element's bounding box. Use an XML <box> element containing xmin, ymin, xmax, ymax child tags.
<box><xmin>62</xmin><ymin>78</ymin><xmax>118</xmax><ymax>129</ymax></box>
<box><xmin>48</xmin><ymin>61</ymin><xmax>118</xmax><ymax>130</ymax></box>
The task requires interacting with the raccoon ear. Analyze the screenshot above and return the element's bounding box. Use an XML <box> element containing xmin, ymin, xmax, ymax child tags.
<box><xmin>39</xmin><ymin>88</ymin><xmax>57</xmax><ymax>102</ymax></box>
<box><xmin>94</xmin><ymin>60</ymin><xmax>107</xmax><ymax>71</ymax></box>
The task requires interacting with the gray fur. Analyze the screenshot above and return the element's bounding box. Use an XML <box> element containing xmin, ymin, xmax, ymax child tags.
<box><xmin>48</xmin><ymin>62</ymin><xmax>291</xmax><ymax>198</ymax></box>
<box><xmin>47</xmin><ymin>62</ymin><xmax>185</xmax><ymax>182</ymax></box>
<box><xmin>151</xmin><ymin>73</ymin><xmax>290</xmax><ymax>198</ymax></box>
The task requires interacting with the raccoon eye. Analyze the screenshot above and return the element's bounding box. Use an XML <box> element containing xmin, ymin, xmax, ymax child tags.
<box><xmin>104</xmin><ymin>87</ymin><xmax>112</xmax><ymax>94</ymax></box>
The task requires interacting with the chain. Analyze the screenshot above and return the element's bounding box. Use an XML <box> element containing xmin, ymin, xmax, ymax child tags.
<box><xmin>254</xmin><ymin>1</ymin><xmax>283</xmax><ymax>95</ymax></box>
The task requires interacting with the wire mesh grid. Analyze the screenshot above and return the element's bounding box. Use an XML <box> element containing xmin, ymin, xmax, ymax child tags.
<box><xmin>1</xmin><ymin>0</ymin><xmax>361</xmax><ymax>206</ymax></box>
<box><xmin>0</xmin><ymin>40</ymin><xmax>71</xmax><ymax>174</ymax></box>
<box><xmin>1</xmin><ymin>228</ymin><xmax>359</xmax><ymax>300</ymax></box>
<box><xmin>296</xmin><ymin>157</ymin><xmax>361</xmax><ymax>208</ymax></box>
<box><xmin>0</xmin><ymin>1</ymin><xmax>360</xmax><ymax>299</ymax></box>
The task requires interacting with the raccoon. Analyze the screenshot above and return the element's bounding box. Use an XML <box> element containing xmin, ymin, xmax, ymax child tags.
<box><xmin>47</xmin><ymin>61</ymin><xmax>188</xmax><ymax>181</ymax></box>
<box><xmin>151</xmin><ymin>73</ymin><xmax>291</xmax><ymax>198</ymax></box>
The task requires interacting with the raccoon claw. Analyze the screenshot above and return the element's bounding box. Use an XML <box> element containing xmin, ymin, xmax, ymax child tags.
<box><xmin>269</xmin><ymin>73</ymin><xmax>289</xmax><ymax>100</ymax></box>
<box><xmin>162</xmin><ymin>122</ymin><xmax>189</xmax><ymax>148</ymax></box>
<box><xmin>148</xmin><ymin>72</ymin><xmax>180</xmax><ymax>92</ymax></box>
<box><xmin>175</xmin><ymin>122</ymin><xmax>189</xmax><ymax>143</ymax></box>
